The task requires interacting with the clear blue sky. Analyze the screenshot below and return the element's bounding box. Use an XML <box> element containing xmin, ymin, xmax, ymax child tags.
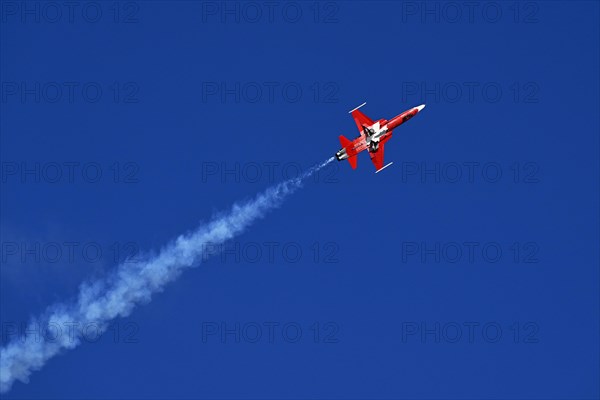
<box><xmin>1</xmin><ymin>1</ymin><xmax>598</xmax><ymax>398</ymax></box>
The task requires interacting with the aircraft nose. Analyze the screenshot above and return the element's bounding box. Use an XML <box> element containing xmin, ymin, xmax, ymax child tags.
<box><xmin>416</xmin><ymin>104</ymin><xmax>426</xmax><ymax>112</ymax></box>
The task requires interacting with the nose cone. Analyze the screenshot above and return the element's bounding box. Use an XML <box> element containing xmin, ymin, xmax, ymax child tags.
<box><xmin>416</xmin><ymin>104</ymin><xmax>426</xmax><ymax>112</ymax></box>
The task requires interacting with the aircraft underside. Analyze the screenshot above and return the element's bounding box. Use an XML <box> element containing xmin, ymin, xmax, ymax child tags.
<box><xmin>335</xmin><ymin>102</ymin><xmax>425</xmax><ymax>173</ymax></box>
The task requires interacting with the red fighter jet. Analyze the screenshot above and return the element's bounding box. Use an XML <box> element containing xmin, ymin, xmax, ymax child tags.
<box><xmin>335</xmin><ymin>103</ymin><xmax>426</xmax><ymax>173</ymax></box>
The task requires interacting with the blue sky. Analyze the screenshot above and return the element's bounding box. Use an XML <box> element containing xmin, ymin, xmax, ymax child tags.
<box><xmin>1</xmin><ymin>1</ymin><xmax>599</xmax><ymax>398</ymax></box>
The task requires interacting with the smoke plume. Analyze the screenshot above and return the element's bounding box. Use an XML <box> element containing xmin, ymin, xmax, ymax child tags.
<box><xmin>0</xmin><ymin>157</ymin><xmax>334</xmax><ymax>393</ymax></box>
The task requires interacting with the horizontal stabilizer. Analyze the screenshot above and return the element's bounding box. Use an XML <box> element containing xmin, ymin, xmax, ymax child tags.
<box><xmin>348</xmin><ymin>155</ymin><xmax>358</xmax><ymax>169</ymax></box>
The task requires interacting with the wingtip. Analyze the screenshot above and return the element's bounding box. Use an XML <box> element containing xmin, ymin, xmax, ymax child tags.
<box><xmin>349</xmin><ymin>102</ymin><xmax>367</xmax><ymax>113</ymax></box>
<box><xmin>375</xmin><ymin>162</ymin><xmax>394</xmax><ymax>173</ymax></box>
<box><xmin>416</xmin><ymin>104</ymin><xmax>426</xmax><ymax>112</ymax></box>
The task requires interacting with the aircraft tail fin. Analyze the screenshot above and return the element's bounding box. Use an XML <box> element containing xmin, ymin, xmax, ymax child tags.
<box><xmin>339</xmin><ymin>135</ymin><xmax>352</xmax><ymax>149</ymax></box>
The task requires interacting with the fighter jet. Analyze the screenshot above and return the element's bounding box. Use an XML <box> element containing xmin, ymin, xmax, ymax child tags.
<box><xmin>335</xmin><ymin>103</ymin><xmax>426</xmax><ymax>173</ymax></box>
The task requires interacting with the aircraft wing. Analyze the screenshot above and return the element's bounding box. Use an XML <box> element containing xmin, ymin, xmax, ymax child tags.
<box><xmin>370</xmin><ymin>143</ymin><xmax>385</xmax><ymax>171</ymax></box>
<box><xmin>349</xmin><ymin>102</ymin><xmax>374</xmax><ymax>134</ymax></box>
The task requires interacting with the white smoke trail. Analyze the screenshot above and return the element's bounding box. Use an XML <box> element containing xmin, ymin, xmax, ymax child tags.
<box><xmin>0</xmin><ymin>157</ymin><xmax>334</xmax><ymax>393</ymax></box>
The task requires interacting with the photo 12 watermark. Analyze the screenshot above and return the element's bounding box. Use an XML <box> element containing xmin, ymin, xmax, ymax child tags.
<box><xmin>200</xmin><ymin>240</ymin><xmax>340</xmax><ymax>266</ymax></box>
<box><xmin>400</xmin><ymin>321</ymin><xmax>540</xmax><ymax>344</ymax></box>
<box><xmin>1</xmin><ymin>81</ymin><xmax>140</xmax><ymax>104</ymax></box>
<box><xmin>1</xmin><ymin>241</ymin><xmax>142</xmax><ymax>266</ymax></box>
<box><xmin>400</xmin><ymin>241</ymin><xmax>540</xmax><ymax>264</ymax></box>
<box><xmin>200</xmin><ymin>81</ymin><xmax>340</xmax><ymax>104</ymax></box>
<box><xmin>1</xmin><ymin>320</ymin><xmax>140</xmax><ymax>345</ymax></box>
<box><xmin>200</xmin><ymin>161</ymin><xmax>340</xmax><ymax>185</ymax></box>
<box><xmin>400</xmin><ymin>81</ymin><xmax>540</xmax><ymax>104</ymax></box>
<box><xmin>1</xmin><ymin>162</ymin><xmax>140</xmax><ymax>184</ymax></box>
<box><xmin>0</xmin><ymin>2</ymin><xmax>141</xmax><ymax>24</ymax></box>
<box><xmin>199</xmin><ymin>1</ymin><xmax>340</xmax><ymax>24</ymax></box>
<box><xmin>200</xmin><ymin>321</ymin><xmax>341</xmax><ymax>344</ymax></box>
<box><xmin>399</xmin><ymin>161</ymin><xmax>540</xmax><ymax>184</ymax></box>
<box><xmin>398</xmin><ymin>2</ymin><xmax>540</xmax><ymax>24</ymax></box>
